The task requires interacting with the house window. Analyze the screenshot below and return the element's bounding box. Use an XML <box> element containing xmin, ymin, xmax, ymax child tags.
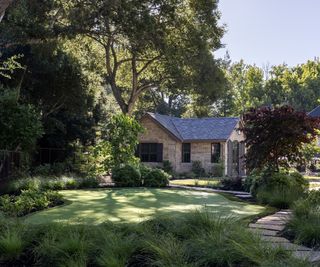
<box><xmin>182</xmin><ymin>143</ymin><xmax>191</xmax><ymax>163</ymax></box>
<box><xmin>211</xmin><ymin>143</ymin><xmax>221</xmax><ymax>163</ymax></box>
<box><xmin>139</xmin><ymin>143</ymin><xmax>162</xmax><ymax>162</ymax></box>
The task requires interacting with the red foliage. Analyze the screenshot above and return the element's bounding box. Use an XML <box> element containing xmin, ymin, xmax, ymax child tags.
<box><xmin>241</xmin><ymin>105</ymin><xmax>320</xmax><ymax>172</ymax></box>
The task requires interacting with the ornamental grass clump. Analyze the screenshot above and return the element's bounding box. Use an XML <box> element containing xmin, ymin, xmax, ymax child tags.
<box><xmin>286</xmin><ymin>190</ymin><xmax>320</xmax><ymax>248</ymax></box>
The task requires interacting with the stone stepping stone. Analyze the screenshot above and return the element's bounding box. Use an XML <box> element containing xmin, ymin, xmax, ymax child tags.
<box><xmin>235</xmin><ymin>194</ymin><xmax>252</xmax><ymax>199</ymax></box>
<box><xmin>249</xmin><ymin>228</ymin><xmax>278</xmax><ymax>236</ymax></box>
<box><xmin>256</xmin><ymin>219</ymin><xmax>286</xmax><ymax>225</ymax></box>
<box><xmin>259</xmin><ymin>215</ymin><xmax>289</xmax><ymax>221</ymax></box>
<box><xmin>260</xmin><ymin>236</ymin><xmax>290</xmax><ymax>243</ymax></box>
<box><xmin>270</xmin><ymin>242</ymin><xmax>312</xmax><ymax>251</ymax></box>
<box><xmin>293</xmin><ymin>251</ymin><xmax>320</xmax><ymax>263</ymax></box>
<box><xmin>249</xmin><ymin>223</ymin><xmax>285</xmax><ymax>231</ymax></box>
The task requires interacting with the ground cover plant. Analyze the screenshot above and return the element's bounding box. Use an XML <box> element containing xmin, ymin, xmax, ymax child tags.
<box><xmin>0</xmin><ymin>211</ymin><xmax>311</xmax><ymax>266</ymax></box>
<box><xmin>25</xmin><ymin>188</ymin><xmax>266</xmax><ymax>224</ymax></box>
<box><xmin>0</xmin><ymin>189</ymin><xmax>63</xmax><ymax>217</ymax></box>
<box><xmin>2</xmin><ymin>176</ymin><xmax>100</xmax><ymax>195</ymax></box>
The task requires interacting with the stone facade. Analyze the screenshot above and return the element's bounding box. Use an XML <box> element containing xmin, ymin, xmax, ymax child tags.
<box><xmin>139</xmin><ymin>116</ymin><xmax>245</xmax><ymax>176</ymax></box>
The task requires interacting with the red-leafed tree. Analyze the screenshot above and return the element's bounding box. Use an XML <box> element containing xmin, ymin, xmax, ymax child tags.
<box><xmin>241</xmin><ymin>105</ymin><xmax>320</xmax><ymax>172</ymax></box>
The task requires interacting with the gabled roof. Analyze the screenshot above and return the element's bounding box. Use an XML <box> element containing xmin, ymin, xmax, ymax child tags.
<box><xmin>145</xmin><ymin>112</ymin><xmax>239</xmax><ymax>141</ymax></box>
<box><xmin>308</xmin><ymin>106</ymin><xmax>320</xmax><ymax>118</ymax></box>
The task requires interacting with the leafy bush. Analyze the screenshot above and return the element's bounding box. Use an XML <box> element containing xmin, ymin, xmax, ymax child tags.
<box><xmin>3</xmin><ymin>177</ymin><xmax>41</xmax><ymax>195</ymax></box>
<box><xmin>77</xmin><ymin>177</ymin><xmax>100</xmax><ymax>189</ymax></box>
<box><xmin>144</xmin><ymin>169</ymin><xmax>170</xmax><ymax>187</ymax></box>
<box><xmin>33</xmin><ymin>163</ymin><xmax>71</xmax><ymax>177</ymax></box>
<box><xmin>257</xmin><ymin>187</ymin><xmax>304</xmax><ymax>209</ymax></box>
<box><xmin>3</xmin><ymin>176</ymin><xmax>99</xmax><ymax>195</ymax></box>
<box><xmin>286</xmin><ymin>190</ymin><xmax>320</xmax><ymax>248</ymax></box>
<box><xmin>254</xmin><ymin>171</ymin><xmax>308</xmax><ymax>208</ymax></box>
<box><xmin>0</xmin><ymin>189</ymin><xmax>63</xmax><ymax>217</ymax></box>
<box><xmin>191</xmin><ymin>161</ymin><xmax>205</xmax><ymax>177</ymax></box>
<box><xmin>211</xmin><ymin>162</ymin><xmax>224</xmax><ymax>177</ymax></box>
<box><xmin>221</xmin><ymin>176</ymin><xmax>243</xmax><ymax>191</ymax></box>
<box><xmin>162</xmin><ymin>160</ymin><xmax>173</xmax><ymax>174</ymax></box>
<box><xmin>139</xmin><ymin>164</ymin><xmax>152</xmax><ymax>180</ymax></box>
<box><xmin>106</xmin><ymin>114</ymin><xmax>144</xmax><ymax>168</ymax></box>
<box><xmin>112</xmin><ymin>164</ymin><xmax>141</xmax><ymax>187</ymax></box>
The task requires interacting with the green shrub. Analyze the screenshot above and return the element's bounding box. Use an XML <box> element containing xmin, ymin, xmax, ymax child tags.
<box><xmin>139</xmin><ymin>164</ymin><xmax>152</xmax><ymax>180</ymax></box>
<box><xmin>162</xmin><ymin>160</ymin><xmax>173</xmax><ymax>174</ymax></box>
<box><xmin>65</xmin><ymin>178</ymin><xmax>78</xmax><ymax>189</ymax></box>
<box><xmin>77</xmin><ymin>177</ymin><xmax>100</xmax><ymax>189</ymax></box>
<box><xmin>191</xmin><ymin>161</ymin><xmax>205</xmax><ymax>177</ymax></box>
<box><xmin>257</xmin><ymin>186</ymin><xmax>304</xmax><ymax>209</ymax></box>
<box><xmin>0</xmin><ymin>189</ymin><xmax>63</xmax><ymax>217</ymax></box>
<box><xmin>112</xmin><ymin>164</ymin><xmax>141</xmax><ymax>187</ymax></box>
<box><xmin>254</xmin><ymin>171</ymin><xmax>308</xmax><ymax>208</ymax></box>
<box><xmin>32</xmin><ymin>164</ymin><xmax>52</xmax><ymax>176</ymax></box>
<box><xmin>211</xmin><ymin>162</ymin><xmax>224</xmax><ymax>177</ymax></box>
<box><xmin>221</xmin><ymin>176</ymin><xmax>243</xmax><ymax>191</ymax></box>
<box><xmin>286</xmin><ymin>190</ymin><xmax>320</xmax><ymax>248</ymax></box>
<box><xmin>144</xmin><ymin>169</ymin><xmax>170</xmax><ymax>187</ymax></box>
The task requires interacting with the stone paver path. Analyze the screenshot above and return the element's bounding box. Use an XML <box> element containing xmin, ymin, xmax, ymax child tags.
<box><xmin>250</xmin><ymin>210</ymin><xmax>320</xmax><ymax>264</ymax></box>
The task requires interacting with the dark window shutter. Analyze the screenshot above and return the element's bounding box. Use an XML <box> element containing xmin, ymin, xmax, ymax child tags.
<box><xmin>157</xmin><ymin>143</ymin><xmax>163</xmax><ymax>162</ymax></box>
<box><xmin>135</xmin><ymin>144</ymin><xmax>140</xmax><ymax>158</ymax></box>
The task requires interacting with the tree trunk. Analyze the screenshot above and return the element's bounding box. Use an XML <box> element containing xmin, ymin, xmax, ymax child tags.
<box><xmin>0</xmin><ymin>0</ymin><xmax>14</xmax><ymax>22</ymax></box>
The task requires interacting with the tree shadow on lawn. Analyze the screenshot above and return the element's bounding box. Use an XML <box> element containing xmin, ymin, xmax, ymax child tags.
<box><xmin>24</xmin><ymin>188</ymin><xmax>265</xmax><ymax>224</ymax></box>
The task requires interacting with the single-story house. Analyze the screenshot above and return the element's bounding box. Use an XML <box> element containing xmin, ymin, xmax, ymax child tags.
<box><xmin>137</xmin><ymin>112</ymin><xmax>246</xmax><ymax>177</ymax></box>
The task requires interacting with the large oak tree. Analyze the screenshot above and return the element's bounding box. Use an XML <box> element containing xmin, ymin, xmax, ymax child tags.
<box><xmin>58</xmin><ymin>0</ymin><xmax>225</xmax><ymax>114</ymax></box>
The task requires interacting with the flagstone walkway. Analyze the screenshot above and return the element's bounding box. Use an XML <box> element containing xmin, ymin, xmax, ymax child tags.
<box><xmin>249</xmin><ymin>210</ymin><xmax>320</xmax><ymax>264</ymax></box>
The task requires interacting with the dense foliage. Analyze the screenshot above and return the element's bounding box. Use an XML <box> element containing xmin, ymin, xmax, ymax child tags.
<box><xmin>144</xmin><ymin>169</ymin><xmax>170</xmax><ymax>187</ymax></box>
<box><xmin>0</xmin><ymin>211</ymin><xmax>311</xmax><ymax>266</ymax></box>
<box><xmin>112</xmin><ymin>165</ymin><xmax>142</xmax><ymax>187</ymax></box>
<box><xmin>242</xmin><ymin>105</ymin><xmax>320</xmax><ymax>172</ymax></box>
<box><xmin>106</xmin><ymin>114</ymin><xmax>144</xmax><ymax>168</ymax></box>
<box><xmin>245</xmin><ymin>171</ymin><xmax>308</xmax><ymax>208</ymax></box>
<box><xmin>0</xmin><ymin>189</ymin><xmax>63</xmax><ymax>217</ymax></box>
<box><xmin>57</xmin><ymin>0</ymin><xmax>226</xmax><ymax>115</ymax></box>
<box><xmin>0</xmin><ymin>89</ymin><xmax>43</xmax><ymax>151</ymax></box>
<box><xmin>287</xmin><ymin>190</ymin><xmax>320</xmax><ymax>248</ymax></box>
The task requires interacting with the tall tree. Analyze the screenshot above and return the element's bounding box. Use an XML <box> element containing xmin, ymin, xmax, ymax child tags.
<box><xmin>241</xmin><ymin>105</ymin><xmax>320</xmax><ymax>172</ymax></box>
<box><xmin>58</xmin><ymin>0</ymin><xmax>225</xmax><ymax>115</ymax></box>
<box><xmin>0</xmin><ymin>0</ymin><xmax>14</xmax><ymax>22</ymax></box>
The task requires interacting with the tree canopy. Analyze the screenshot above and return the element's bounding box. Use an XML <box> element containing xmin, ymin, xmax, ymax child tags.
<box><xmin>56</xmin><ymin>0</ymin><xmax>226</xmax><ymax>115</ymax></box>
<box><xmin>241</xmin><ymin>105</ymin><xmax>320</xmax><ymax>172</ymax></box>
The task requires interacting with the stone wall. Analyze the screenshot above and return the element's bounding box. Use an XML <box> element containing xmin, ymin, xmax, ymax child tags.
<box><xmin>139</xmin><ymin>116</ymin><xmax>178</xmax><ymax>169</ymax></box>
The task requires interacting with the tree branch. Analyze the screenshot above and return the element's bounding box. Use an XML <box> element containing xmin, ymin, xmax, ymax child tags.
<box><xmin>137</xmin><ymin>55</ymin><xmax>162</xmax><ymax>76</ymax></box>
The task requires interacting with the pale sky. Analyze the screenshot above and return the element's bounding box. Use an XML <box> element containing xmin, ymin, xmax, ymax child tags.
<box><xmin>214</xmin><ymin>0</ymin><xmax>320</xmax><ymax>67</ymax></box>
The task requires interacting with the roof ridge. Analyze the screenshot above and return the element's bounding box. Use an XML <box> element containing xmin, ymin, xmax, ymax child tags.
<box><xmin>170</xmin><ymin>117</ymin><xmax>183</xmax><ymax>140</ymax></box>
<box><xmin>308</xmin><ymin>105</ymin><xmax>320</xmax><ymax>114</ymax></box>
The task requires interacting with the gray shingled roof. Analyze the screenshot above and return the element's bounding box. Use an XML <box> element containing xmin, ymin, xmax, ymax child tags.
<box><xmin>308</xmin><ymin>106</ymin><xmax>320</xmax><ymax>118</ymax></box>
<box><xmin>147</xmin><ymin>113</ymin><xmax>239</xmax><ymax>141</ymax></box>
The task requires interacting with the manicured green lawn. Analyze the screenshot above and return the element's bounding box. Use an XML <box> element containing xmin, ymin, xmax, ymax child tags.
<box><xmin>25</xmin><ymin>188</ymin><xmax>265</xmax><ymax>224</ymax></box>
<box><xmin>170</xmin><ymin>178</ymin><xmax>221</xmax><ymax>187</ymax></box>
